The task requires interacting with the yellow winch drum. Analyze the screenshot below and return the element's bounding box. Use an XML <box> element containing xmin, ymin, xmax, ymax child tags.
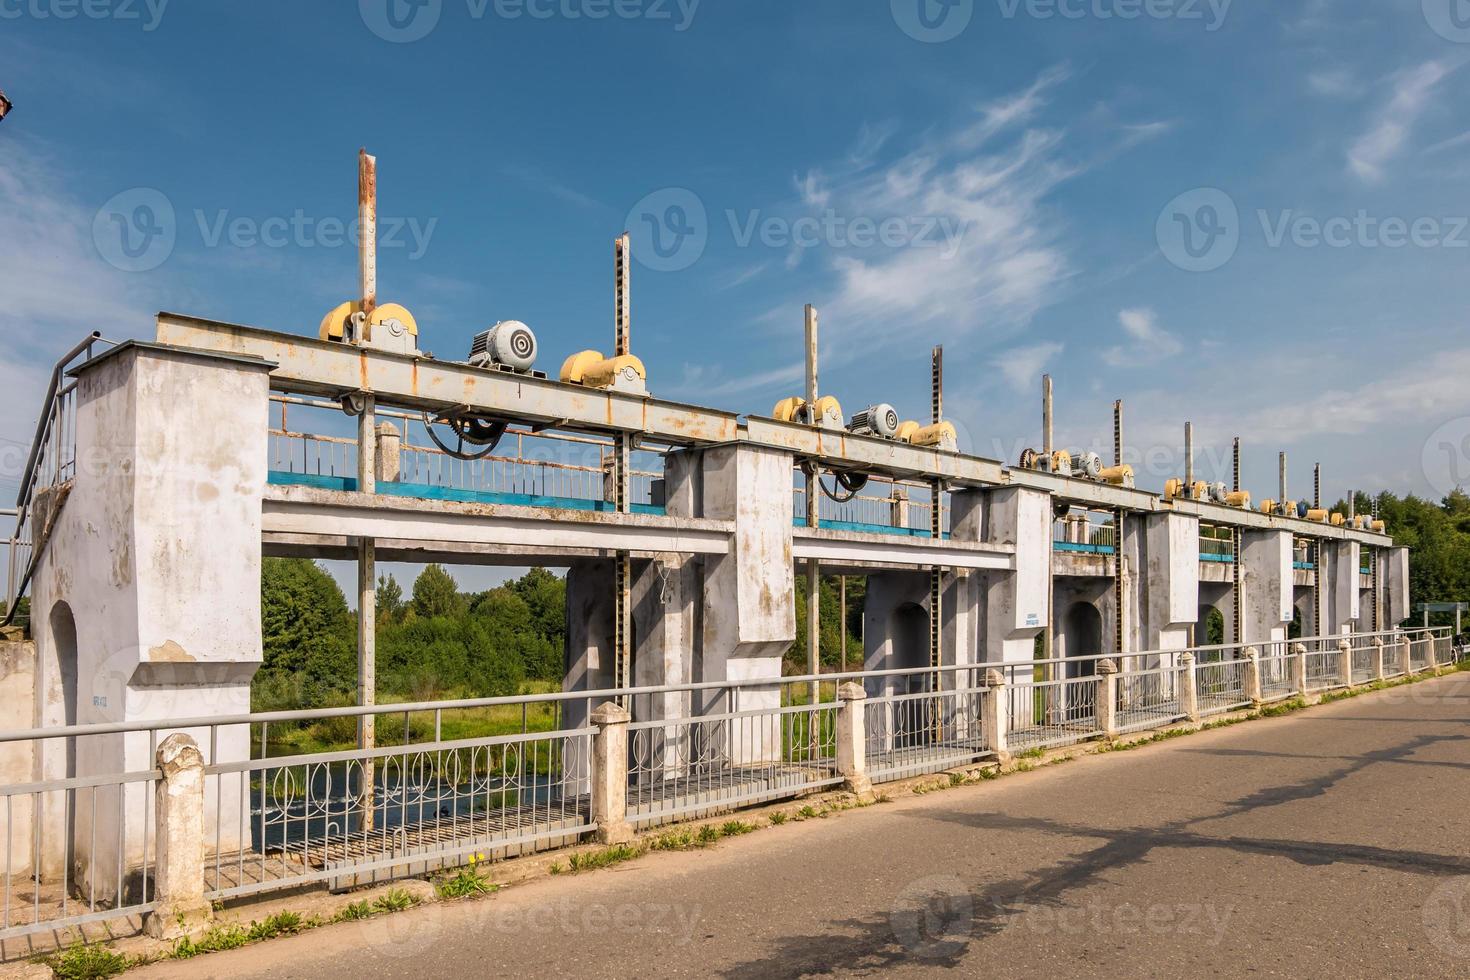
<box><xmin>560</xmin><ymin>351</ymin><xmax>647</xmax><ymax>392</ymax></box>
<box><xmin>906</xmin><ymin>421</ymin><xmax>957</xmax><ymax>449</ymax></box>
<box><xmin>1225</xmin><ymin>490</ymin><xmax>1252</xmax><ymax>509</ymax></box>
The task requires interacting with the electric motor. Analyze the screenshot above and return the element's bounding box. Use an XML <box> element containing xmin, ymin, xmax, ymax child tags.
<box><xmin>470</xmin><ymin>320</ymin><xmax>537</xmax><ymax>373</ymax></box>
<box><xmin>848</xmin><ymin>404</ymin><xmax>900</xmax><ymax>440</ymax></box>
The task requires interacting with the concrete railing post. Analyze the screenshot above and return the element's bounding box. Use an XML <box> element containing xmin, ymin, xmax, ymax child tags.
<box><xmin>147</xmin><ymin>734</ymin><xmax>212</xmax><ymax>940</ymax></box>
<box><xmin>591</xmin><ymin>702</ymin><xmax>634</xmax><ymax>844</ymax></box>
<box><xmin>1338</xmin><ymin>639</ymin><xmax>1354</xmax><ymax>689</ymax></box>
<box><xmin>1178</xmin><ymin>652</ymin><xmax>1199</xmax><ymax>724</ymax></box>
<box><xmin>1244</xmin><ymin>647</ymin><xmax>1263</xmax><ymax>706</ymax></box>
<box><xmin>1096</xmin><ymin>659</ymin><xmax>1119</xmax><ymax>739</ymax></box>
<box><xmin>836</xmin><ymin>682</ymin><xmax>875</xmax><ymax>801</ymax></box>
<box><xmin>375</xmin><ymin>422</ymin><xmax>401</xmax><ymax>484</ymax></box>
<box><xmin>1290</xmin><ymin>642</ymin><xmax>1309</xmax><ymax>699</ymax></box>
<box><xmin>982</xmin><ymin>669</ymin><xmax>1010</xmax><ymax>764</ymax></box>
<box><xmin>1400</xmin><ymin>637</ymin><xmax>1413</xmax><ymax>677</ymax></box>
<box><xmin>1426</xmin><ymin>635</ymin><xmax>1439</xmax><ymax>674</ymax></box>
<box><xmin>1373</xmin><ymin>638</ymin><xmax>1386</xmax><ymax>682</ymax></box>
<box><xmin>889</xmin><ymin>488</ymin><xmax>909</xmax><ymax>530</ymax></box>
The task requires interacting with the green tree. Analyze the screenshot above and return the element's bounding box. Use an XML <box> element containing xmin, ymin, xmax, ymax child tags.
<box><xmin>376</xmin><ymin>573</ymin><xmax>406</xmax><ymax>625</ymax></box>
<box><xmin>258</xmin><ymin>558</ymin><xmax>355</xmax><ymax>708</ymax></box>
<box><xmin>411</xmin><ymin>563</ymin><xmax>467</xmax><ymax>619</ymax></box>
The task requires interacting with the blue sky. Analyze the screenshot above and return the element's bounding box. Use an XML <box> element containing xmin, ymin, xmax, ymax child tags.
<box><xmin>3</xmin><ymin>0</ymin><xmax>1470</xmax><ymax>591</ymax></box>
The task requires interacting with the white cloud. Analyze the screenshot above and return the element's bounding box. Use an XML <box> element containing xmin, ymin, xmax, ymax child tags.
<box><xmin>1101</xmin><ymin>307</ymin><xmax>1183</xmax><ymax>367</ymax></box>
<box><xmin>1307</xmin><ymin>69</ymin><xmax>1361</xmax><ymax>98</ymax></box>
<box><xmin>992</xmin><ymin>342</ymin><xmax>1063</xmax><ymax>393</ymax></box>
<box><xmin>1348</xmin><ymin>61</ymin><xmax>1451</xmax><ymax>183</ymax></box>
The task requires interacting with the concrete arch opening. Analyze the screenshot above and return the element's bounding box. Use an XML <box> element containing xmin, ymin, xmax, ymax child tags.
<box><xmin>44</xmin><ymin>600</ymin><xmax>79</xmax><ymax>884</ymax></box>
<box><xmin>1060</xmin><ymin>602</ymin><xmax>1102</xmax><ymax>679</ymax></box>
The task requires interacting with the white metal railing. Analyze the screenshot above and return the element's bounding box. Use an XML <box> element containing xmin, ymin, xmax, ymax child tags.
<box><xmin>0</xmin><ymin>626</ymin><xmax>1450</xmax><ymax>939</ymax></box>
<box><xmin>268</xmin><ymin>395</ymin><xmax>663</xmax><ymax>509</ymax></box>
<box><xmin>792</xmin><ymin>476</ymin><xmax>948</xmax><ymax>536</ymax></box>
<box><xmin>5</xmin><ymin>334</ymin><xmax>112</xmax><ymax>627</ymax></box>
<box><xmin>1052</xmin><ymin>513</ymin><xmax>1117</xmax><ymax>554</ymax></box>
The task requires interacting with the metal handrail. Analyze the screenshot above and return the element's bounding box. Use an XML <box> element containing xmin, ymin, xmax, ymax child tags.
<box><xmin>4</xmin><ymin>332</ymin><xmax>110</xmax><ymax>626</ymax></box>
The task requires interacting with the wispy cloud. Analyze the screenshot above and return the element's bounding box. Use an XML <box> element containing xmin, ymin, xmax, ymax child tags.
<box><xmin>1102</xmin><ymin>307</ymin><xmax>1183</xmax><ymax>367</ymax></box>
<box><xmin>1348</xmin><ymin>61</ymin><xmax>1452</xmax><ymax>183</ymax></box>
<box><xmin>992</xmin><ymin>341</ymin><xmax>1063</xmax><ymax>393</ymax></box>
<box><xmin>1307</xmin><ymin>68</ymin><xmax>1362</xmax><ymax>99</ymax></box>
<box><xmin>503</xmin><ymin>164</ymin><xmax>606</xmax><ymax>212</ymax></box>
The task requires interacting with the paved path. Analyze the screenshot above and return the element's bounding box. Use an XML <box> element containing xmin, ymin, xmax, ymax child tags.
<box><xmin>139</xmin><ymin>673</ymin><xmax>1470</xmax><ymax>978</ymax></box>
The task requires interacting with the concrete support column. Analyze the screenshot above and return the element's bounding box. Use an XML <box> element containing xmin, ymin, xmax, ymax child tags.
<box><xmin>1338</xmin><ymin>639</ymin><xmax>1353</xmax><ymax>689</ymax></box>
<box><xmin>982</xmin><ymin>668</ymin><xmax>1009</xmax><ymax>763</ymax></box>
<box><xmin>835</xmin><ymin>683</ymin><xmax>874</xmax><ymax>801</ymax></box>
<box><xmin>1179</xmin><ymin>652</ymin><xmax>1199</xmax><ymax>723</ymax></box>
<box><xmin>1244</xmin><ymin>647</ymin><xmax>1263</xmax><ymax>705</ymax></box>
<box><xmin>1291</xmin><ymin>642</ymin><xmax>1308</xmax><ymax>699</ymax></box>
<box><xmin>1373</xmin><ymin>638</ymin><xmax>1386</xmax><ymax>681</ymax></box>
<box><xmin>1097</xmin><ymin>659</ymin><xmax>1118</xmax><ymax>738</ymax></box>
<box><xmin>147</xmin><ymin>734</ymin><xmax>211</xmax><ymax>940</ymax></box>
<box><xmin>591</xmin><ymin>701</ymin><xmax>634</xmax><ymax>844</ymax></box>
<box><xmin>375</xmin><ymin>422</ymin><xmax>401</xmax><ymax>484</ymax></box>
<box><xmin>1241</xmin><ymin>530</ymin><xmax>1293</xmax><ymax>647</ymax></box>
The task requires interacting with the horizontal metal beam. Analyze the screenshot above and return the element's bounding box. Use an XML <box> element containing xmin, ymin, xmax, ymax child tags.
<box><xmin>792</xmin><ymin>527</ymin><xmax>1012</xmax><ymax>571</ymax></box>
<box><xmin>157</xmin><ymin>313</ymin><xmax>744</xmax><ymax>447</ymax></box>
<box><xmin>159</xmin><ymin>314</ymin><xmax>1392</xmax><ymax>546</ymax></box>
<box><xmin>263</xmin><ymin>486</ymin><xmax>733</xmax><ymax>557</ymax></box>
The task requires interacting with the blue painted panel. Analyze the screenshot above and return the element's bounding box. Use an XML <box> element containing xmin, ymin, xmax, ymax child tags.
<box><xmin>1052</xmin><ymin>541</ymin><xmax>1116</xmax><ymax>556</ymax></box>
<box><xmin>268</xmin><ymin>472</ymin><xmax>666</xmax><ymax>516</ymax></box>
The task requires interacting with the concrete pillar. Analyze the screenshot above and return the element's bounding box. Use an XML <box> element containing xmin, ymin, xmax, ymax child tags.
<box><xmin>146</xmin><ymin>734</ymin><xmax>211</xmax><ymax>940</ymax></box>
<box><xmin>375</xmin><ymin>421</ymin><xmax>401</xmax><ymax>484</ymax></box>
<box><xmin>1426</xmin><ymin>633</ymin><xmax>1439</xmax><ymax>673</ymax></box>
<box><xmin>1179</xmin><ymin>652</ymin><xmax>1199</xmax><ymax>723</ymax></box>
<box><xmin>1400</xmin><ymin>636</ymin><xmax>1413</xmax><ymax>676</ymax></box>
<box><xmin>30</xmin><ymin>344</ymin><xmax>270</xmax><ymax>898</ymax></box>
<box><xmin>973</xmin><ymin>486</ymin><xmax>1050</xmax><ymax>677</ymax></box>
<box><xmin>835</xmin><ymin>683</ymin><xmax>874</xmax><ymax>801</ymax></box>
<box><xmin>1385</xmin><ymin>547</ymin><xmax>1409</xmax><ymax>628</ymax></box>
<box><xmin>1373</xmin><ymin>638</ymin><xmax>1386</xmax><ymax>681</ymax></box>
<box><xmin>890</xmin><ymin>488</ymin><xmax>909</xmax><ymax>531</ymax></box>
<box><xmin>1291</xmin><ymin>642</ymin><xmax>1308</xmax><ymax>698</ymax></box>
<box><xmin>1135</xmin><ymin>513</ymin><xmax>1200</xmax><ymax>655</ymax></box>
<box><xmin>590</xmin><ymin>701</ymin><xmax>633</xmax><ymax>844</ymax></box>
<box><xmin>1096</xmin><ymin>659</ymin><xmax>1118</xmax><ymax>738</ymax></box>
<box><xmin>1240</xmin><ymin>530</ymin><xmax>1293</xmax><ymax>646</ymax></box>
<box><xmin>1244</xmin><ymin>646</ymin><xmax>1263</xmax><ymax>705</ymax></box>
<box><xmin>982</xmin><ymin>668</ymin><xmax>1009</xmax><ymax>763</ymax></box>
<box><xmin>1324</xmin><ymin>541</ymin><xmax>1361</xmax><ymax>635</ymax></box>
<box><xmin>1337</xmin><ymin>639</ymin><xmax>1353</xmax><ymax>689</ymax></box>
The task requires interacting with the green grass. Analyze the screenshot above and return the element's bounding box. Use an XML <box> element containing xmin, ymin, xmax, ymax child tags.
<box><xmin>45</xmin><ymin>944</ymin><xmax>136</xmax><ymax>980</ymax></box>
<box><xmin>768</xmin><ymin>811</ymin><xmax>788</xmax><ymax>825</ymax></box>
<box><xmin>336</xmin><ymin>900</ymin><xmax>374</xmax><ymax>921</ymax></box>
<box><xmin>372</xmin><ymin>888</ymin><xmax>420</xmax><ymax>914</ymax></box>
<box><xmin>170</xmin><ymin>912</ymin><xmax>308</xmax><ymax>960</ymax></box>
<box><xmin>437</xmin><ymin>867</ymin><xmax>497</xmax><ymax>899</ymax></box>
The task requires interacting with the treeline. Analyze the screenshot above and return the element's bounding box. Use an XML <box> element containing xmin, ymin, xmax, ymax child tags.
<box><xmin>255</xmin><ymin>561</ymin><xmax>565</xmax><ymax>711</ymax></box>
<box><xmin>1345</xmin><ymin>489</ymin><xmax>1470</xmax><ymax>628</ymax></box>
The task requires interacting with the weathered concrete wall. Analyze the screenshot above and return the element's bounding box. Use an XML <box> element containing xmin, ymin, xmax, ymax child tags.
<box><xmin>29</xmin><ymin>345</ymin><xmax>271</xmax><ymax>895</ymax></box>
<box><xmin>1324</xmin><ymin>541</ymin><xmax>1361</xmax><ymax>634</ymax></box>
<box><xmin>1135</xmin><ymin>513</ymin><xmax>1200</xmax><ymax>655</ymax></box>
<box><xmin>1240</xmin><ymin>530</ymin><xmax>1293</xmax><ymax>647</ymax></box>
<box><xmin>0</xmin><ymin>641</ymin><xmax>36</xmax><ymax>879</ymax></box>
<box><xmin>976</xmin><ymin>488</ymin><xmax>1050</xmax><ymax>674</ymax></box>
<box><xmin>1385</xmin><ymin>547</ymin><xmax>1410</xmax><ymax>627</ymax></box>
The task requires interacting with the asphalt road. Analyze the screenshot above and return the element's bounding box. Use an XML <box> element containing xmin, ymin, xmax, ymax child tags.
<box><xmin>138</xmin><ymin>672</ymin><xmax>1470</xmax><ymax>978</ymax></box>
